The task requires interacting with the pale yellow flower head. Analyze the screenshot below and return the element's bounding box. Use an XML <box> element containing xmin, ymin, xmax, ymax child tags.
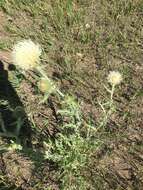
<box><xmin>85</xmin><ymin>23</ymin><xmax>91</xmax><ymax>29</ymax></box>
<box><xmin>38</xmin><ymin>78</ymin><xmax>56</xmax><ymax>94</ymax></box>
<box><xmin>108</xmin><ymin>71</ymin><xmax>122</xmax><ymax>86</ymax></box>
<box><xmin>12</xmin><ymin>39</ymin><xmax>41</xmax><ymax>70</ymax></box>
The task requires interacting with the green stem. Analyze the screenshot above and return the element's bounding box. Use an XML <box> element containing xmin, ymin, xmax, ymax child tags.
<box><xmin>56</xmin><ymin>89</ymin><xmax>65</xmax><ymax>98</ymax></box>
<box><xmin>110</xmin><ymin>84</ymin><xmax>115</xmax><ymax>103</ymax></box>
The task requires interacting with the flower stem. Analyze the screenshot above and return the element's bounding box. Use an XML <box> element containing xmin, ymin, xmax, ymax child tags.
<box><xmin>110</xmin><ymin>84</ymin><xmax>115</xmax><ymax>102</ymax></box>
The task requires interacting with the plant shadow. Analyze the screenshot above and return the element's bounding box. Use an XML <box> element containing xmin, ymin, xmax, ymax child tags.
<box><xmin>0</xmin><ymin>60</ymin><xmax>32</xmax><ymax>145</ymax></box>
<box><xmin>0</xmin><ymin>60</ymin><xmax>58</xmax><ymax>189</ymax></box>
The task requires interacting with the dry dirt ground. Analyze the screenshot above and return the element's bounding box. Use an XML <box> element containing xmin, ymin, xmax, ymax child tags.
<box><xmin>0</xmin><ymin>1</ymin><xmax>143</xmax><ymax>189</ymax></box>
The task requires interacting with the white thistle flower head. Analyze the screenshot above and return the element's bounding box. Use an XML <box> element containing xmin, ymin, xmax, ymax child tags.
<box><xmin>12</xmin><ymin>39</ymin><xmax>41</xmax><ymax>70</ymax></box>
<box><xmin>108</xmin><ymin>71</ymin><xmax>122</xmax><ymax>86</ymax></box>
<box><xmin>85</xmin><ymin>23</ymin><xmax>91</xmax><ymax>29</ymax></box>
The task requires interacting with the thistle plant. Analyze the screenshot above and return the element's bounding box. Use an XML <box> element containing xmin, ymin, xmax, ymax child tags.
<box><xmin>98</xmin><ymin>71</ymin><xmax>123</xmax><ymax>128</ymax></box>
<box><xmin>44</xmin><ymin>95</ymin><xmax>100</xmax><ymax>189</ymax></box>
<box><xmin>107</xmin><ymin>71</ymin><xmax>123</xmax><ymax>102</ymax></box>
<box><xmin>12</xmin><ymin>39</ymin><xmax>64</xmax><ymax>100</ymax></box>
